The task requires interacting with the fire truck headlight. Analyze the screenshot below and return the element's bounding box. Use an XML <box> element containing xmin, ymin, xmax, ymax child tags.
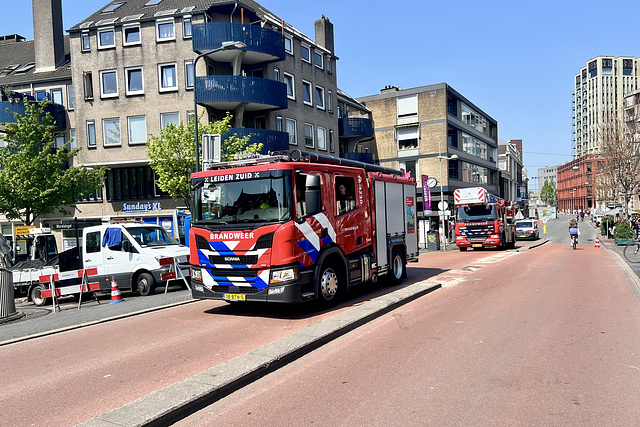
<box><xmin>490</xmin><ymin>234</ymin><xmax>500</xmax><ymax>239</ymax></box>
<box><xmin>191</xmin><ymin>268</ymin><xmax>203</xmax><ymax>282</ymax></box>
<box><xmin>270</xmin><ymin>267</ymin><xmax>298</xmax><ymax>284</ymax></box>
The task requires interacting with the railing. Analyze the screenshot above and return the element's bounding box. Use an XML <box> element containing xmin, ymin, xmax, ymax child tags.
<box><xmin>0</xmin><ymin>101</ymin><xmax>67</xmax><ymax>130</ymax></box>
<box><xmin>338</xmin><ymin>118</ymin><xmax>374</xmax><ymax>138</ymax></box>
<box><xmin>228</xmin><ymin>128</ymin><xmax>289</xmax><ymax>153</ymax></box>
<box><xmin>192</xmin><ymin>22</ymin><xmax>285</xmax><ymax>61</ymax></box>
<box><xmin>196</xmin><ymin>75</ymin><xmax>287</xmax><ymax>109</ymax></box>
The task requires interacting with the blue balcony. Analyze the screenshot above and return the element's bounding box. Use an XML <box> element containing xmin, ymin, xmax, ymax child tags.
<box><xmin>338</xmin><ymin>118</ymin><xmax>374</xmax><ymax>139</ymax></box>
<box><xmin>227</xmin><ymin>128</ymin><xmax>289</xmax><ymax>153</ymax></box>
<box><xmin>196</xmin><ymin>75</ymin><xmax>287</xmax><ymax>111</ymax></box>
<box><xmin>192</xmin><ymin>22</ymin><xmax>285</xmax><ymax>64</ymax></box>
<box><xmin>0</xmin><ymin>100</ymin><xmax>66</xmax><ymax>131</ymax></box>
<box><xmin>343</xmin><ymin>152</ymin><xmax>375</xmax><ymax>165</ymax></box>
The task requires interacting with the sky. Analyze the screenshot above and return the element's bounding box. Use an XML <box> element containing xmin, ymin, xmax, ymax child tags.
<box><xmin>4</xmin><ymin>0</ymin><xmax>639</xmax><ymax>189</ymax></box>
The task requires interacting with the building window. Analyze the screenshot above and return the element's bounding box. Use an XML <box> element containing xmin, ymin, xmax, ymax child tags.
<box><xmin>161</xmin><ymin>112</ymin><xmax>180</xmax><ymax>128</ymax></box>
<box><xmin>273</xmin><ymin>67</ymin><xmax>280</xmax><ymax>81</ymax></box>
<box><xmin>51</xmin><ymin>88</ymin><xmax>63</xmax><ymax>105</ymax></box>
<box><xmin>185</xmin><ymin>61</ymin><xmax>194</xmax><ymax>89</ymax></box>
<box><xmin>315</xmin><ymin>85</ymin><xmax>325</xmax><ymax>110</ymax></box>
<box><xmin>81</xmin><ymin>32</ymin><xmax>91</xmax><ymax>51</ymax></box>
<box><xmin>284</xmin><ymin>36</ymin><xmax>292</xmax><ymax>54</ymax></box>
<box><xmin>100</xmin><ymin>70</ymin><xmax>118</xmax><ymax>98</ymax></box>
<box><xmin>97</xmin><ymin>28</ymin><xmax>115</xmax><ymax>49</ymax></box>
<box><xmin>329</xmin><ymin>129</ymin><xmax>335</xmax><ymax>152</ymax></box>
<box><xmin>103</xmin><ymin>118</ymin><xmax>121</xmax><ymax>146</ymax></box>
<box><xmin>183</xmin><ymin>17</ymin><xmax>192</xmax><ymax>38</ymax></box>
<box><xmin>399</xmin><ymin>160</ymin><xmax>417</xmax><ymax>179</ymax></box>
<box><xmin>123</xmin><ymin>25</ymin><xmax>141</xmax><ymax>45</ymax></box>
<box><xmin>397</xmin><ymin>94</ymin><xmax>418</xmax><ymax>118</ymax></box>
<box><xmin>286</xmin><ymin>118</ymin><xmax>297</xmax><ymax>145</ymax></box>
<box><xmin>396</xmin><ymin>125</ymin><xmax>419</xmax><ymax>150</ymax></box>
<box><xmin>327</xmin><ymin>57</ymin><xmax>332</xmax><ymax>74</ymax></box>
<box><xmin>304</xmin><ymin>123</ymin><xmax>314</xmax><ymax>148</ymax></box>
<box><xmin>69</xmin><ymin>129</ymin><xmax>76</xmax><ymax>150</ymax></box>
<box><xmin>83</xmin><ymin>71</ymin><xmax>94</xmax><ymax>100</ymax></box>
<box><xmin>106</xmin><ymin>166</ymin><xmax>166</xmax><ymax>201</ymax></box>
<box><xmin>128</xmin><ymin>115</ymin><xmax>147</xmax><ymax>144</ymax></box>
<box><xmin>276</xmin><ymin>115</ymin><xmax>283</xmax><ymax>132</ymax></box>
<box><xmin>67</xmin><ymin>85</ymin><xmax>74</xmax><ymax>110</ymax></box>
<box><xmin>301</xmin><ymin>45</ymin><xmax>310</xmax><ymax>63</ymax></box>
<box><xmin>327</xmin><ymin>90</ymin><xmax>333</xmax><ymax>113</ymax></box>
<box><xmin>336</xmin><ymin>176</ymin><xmax>357</xmax><ymax>215</ymax></box>
<box><xmin>314</xmin><ymin>51</ymin><xmax>323</xmax><ymax>69</ymax></box>
<box><xmin>125</xmin><ymin>67</ymin><xmax>144</xmax><ymax>95</ymax></box>
<box><xmin>87</xmin><ymin>120</ymin><xmax>96</xmax><ymax>147</ymax></box>
<box><xmin>36</xmin><ymin>91</ymin><xmax>49</xmax><ymax>101</ymax></box>
<box><xmin>317</xmin><ymin>127</ymin><xmax>327</xmax><ymax>150</ymax></box>
<box><xmin>156</xmin><ymin>18</ymin><xmax>175</xmax><ymax>41</ymax></box>
<box><xmin>302</xmin><ymin>81</ymin><xmax>312</xmax><ymax>106</ymax></box>
<box><xmin>283</xmin><ymin>73</ymin><xmax>295</xmax><ymax>100</ymax></box>
<box><xmin>158</xmin><ymin>63</ymin><xmax>177</xmax><ymax>91</ymax></box>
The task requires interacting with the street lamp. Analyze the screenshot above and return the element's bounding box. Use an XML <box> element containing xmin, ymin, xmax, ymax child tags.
<box><xmin>436</xmin><ymin>152</ymin><xmax>458</xmax><ymax>250</ymax></box>
<box><xmin>193</xmin><ymin>40</ymin><xmax>247</xmax><ymax>172</ymax></box>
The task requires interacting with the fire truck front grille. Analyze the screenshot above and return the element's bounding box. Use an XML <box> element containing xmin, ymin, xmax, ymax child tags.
<box><xmin>460</xmin><ymin>226</ymin><xmax>493</xmax><ymax>240</ymax></box>
<box><xmin>210</xmin><ymin>286</ymin><xmax>259</xmax><ymax>294</ymax></box>
<box><xmin>210</xmin><ymin>268</ymin><xmax>258</xmax><ymax>277</ymax></box>
<box><xmin>208</xmin><ymin>255</ymin><xmax>258</xmax><ymax>265</ymax></box>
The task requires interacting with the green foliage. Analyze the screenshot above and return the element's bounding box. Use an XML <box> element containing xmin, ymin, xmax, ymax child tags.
<box><xmin>147</xmin><ymin>112</ymin><xmax>263</xmax><ymax>212</ymax></box>
<box><xmin>540</xmin><ymin>179</ymin><xmax>557</xmax><ymax>205</ymax></box>
<box><xmin>0</xmin><ymin>101</ymin><xmax>105</xmax><ymax>225</ymax></box>
<box><xmin>601</xmin><ymin>216</ymin><xmax>614</xmax><ymax>232</ymax></box>
<box><xmin>613</xmin><ymin>220</ymin><xmax>634</xmax><ymax>239</ymax></box>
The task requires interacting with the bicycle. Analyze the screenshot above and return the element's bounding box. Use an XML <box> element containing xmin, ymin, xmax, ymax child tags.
<box><xmin>623</xmin><ymin>241</ymin><xmax>640</xmax><ymax>263</ymax></box>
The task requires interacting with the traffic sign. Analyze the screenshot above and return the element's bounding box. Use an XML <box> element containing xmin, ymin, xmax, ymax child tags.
<box><xmin>438</xmin><ymin>201</ymin><xmax>448</xmax><ymax>211</ymax></box>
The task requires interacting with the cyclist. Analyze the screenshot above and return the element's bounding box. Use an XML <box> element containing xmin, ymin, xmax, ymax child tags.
<box><xmin>569</xmin><ymin>218</ymin><xmax>579</xmax><ymax>248</ymax></box>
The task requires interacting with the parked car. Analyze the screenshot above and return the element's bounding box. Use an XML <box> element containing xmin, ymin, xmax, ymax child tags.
<box><xmin>515</xmin><ymin>219</ymin><xmax>539</xmax><ymax>240</ymax></box>
<box><xmin>593</xmin><ymin>213</ymin><xmax>604</xmax><ymax>226</ymax></box>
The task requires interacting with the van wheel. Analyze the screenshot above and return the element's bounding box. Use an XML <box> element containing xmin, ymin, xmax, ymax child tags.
<box><xmin>317</xmin><ymin>260</ymin><xmax>342</xmax><ymax>308</ymax></box>
<box><xmin>390</xmin><ymin>248</ymin><xmax>406</xmax><ymax>285</ymax></box>
<box><xmin>30</xmin><ymin>284</ymin><xmax>48</xmax><ymax>307</ymax></box>
<box><xmin>136</xmin><ymin>273</ymin><xmax>155</xmax><ymax>296</ymax></box>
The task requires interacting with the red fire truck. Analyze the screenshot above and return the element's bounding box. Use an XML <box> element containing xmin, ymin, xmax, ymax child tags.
<box><xmin>453</xmin><ymin>187</ymin><xmax>517</xmax><ymax>251</ymax></box>
<box><xmin>189</xmin><ymin>150</ymin><xmax>419</xmax><ymax>306</ymax></box>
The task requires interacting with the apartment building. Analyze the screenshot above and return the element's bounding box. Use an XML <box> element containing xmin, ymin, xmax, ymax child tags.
<box><xmin>358</xmin><ymin>83</ymin><xmax>499</xmax><ymax>233</ymax></box>
<box><xmin>572</xmin><ymin>56</ymin><xmax>639</xmax><ymax>158</ymax></box>
<box><xmin>498</xmin><ymin>140</ymin><xmax>524</xmax><ymax>211</ymax></box>
<box><xmin>0</xmin><ymin>0</ymin><xmax>342</xmax><ymax>244</ymax></box>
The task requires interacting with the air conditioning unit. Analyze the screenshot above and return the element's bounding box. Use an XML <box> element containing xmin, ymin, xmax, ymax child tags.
<box><xmin>202</xmin><ymin>134</ymin><xmax>221</xmax><ymax>169</ymax></box>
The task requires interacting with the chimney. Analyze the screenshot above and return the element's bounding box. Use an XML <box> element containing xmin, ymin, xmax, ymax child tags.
<box><xmin>314</xmin><ymin>15</ymin><xmax>334</xmax><ymax>54</ymax></box>
<box><xmin>32</xmin><ymin>0</ymin><xmax>65</xmax><ymax>72</ymax></box>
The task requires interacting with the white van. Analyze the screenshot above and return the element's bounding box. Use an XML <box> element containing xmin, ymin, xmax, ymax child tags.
<box><xmin>61</xmin><ymin>222</ymin><xmax>190</xmax><ymax>296</ymax></box>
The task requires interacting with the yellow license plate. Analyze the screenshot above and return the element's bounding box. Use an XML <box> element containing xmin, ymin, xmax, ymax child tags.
<box><xmin>223</xmin><ymin>293</ymin><xmax>246</xmax><ymax>301</ymax></box>
<box><xmin>472</xmin><ymin>244</ymin><xmax>483</xmax><ymax>248</ymax></box>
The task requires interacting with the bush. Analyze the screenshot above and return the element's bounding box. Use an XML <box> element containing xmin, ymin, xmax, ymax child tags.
<box><xmin>613</xmin><ymin>220</ymin><xmax>635</xmax><ymax>240</ymax></box>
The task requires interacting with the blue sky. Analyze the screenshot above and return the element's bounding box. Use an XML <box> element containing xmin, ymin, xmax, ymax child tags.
<box><xmin>5</xmin><ymin>0</ymin><xmax>639</xmax><ymax>187</ymax></box>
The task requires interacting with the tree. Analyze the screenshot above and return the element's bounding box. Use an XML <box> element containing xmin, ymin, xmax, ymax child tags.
<box><xmin>540</xmin><ymin>179</ymin><xmax>557</xmax><ymax>206</ymax></box>
<box><xmin>0</xmin><ymin>100</ymin><xmax>105</xmax><ymax>225</ymax></box>
<box><xmin>147</xmin><ymin>112</ymin><xmax>263</xmax><ymax>212</ymax></box>
<box><xmin>596</xmin><ymin>108</ymin><xmax>640</xmax><ymax>218</ymax></box>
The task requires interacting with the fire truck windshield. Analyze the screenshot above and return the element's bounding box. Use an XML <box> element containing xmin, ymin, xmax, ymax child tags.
<box><xmin>456</xmin><ymin>205</ymin><xmax>497</xmax><ymax>222</ymax></box>
<box><xmin>197</xmin><ymin>176</ymin><xmax>291</xmax><ymax>225</ymax></box>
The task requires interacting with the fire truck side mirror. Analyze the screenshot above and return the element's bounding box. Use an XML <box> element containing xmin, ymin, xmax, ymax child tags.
<box><xmin>305</xmin><ymin>175</ymin><xmax>322</xmax><ymax>216</ymax></box>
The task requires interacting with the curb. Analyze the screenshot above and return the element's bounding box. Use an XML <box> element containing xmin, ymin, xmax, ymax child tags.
<box><xmin>77</xmin><ymin>279</ymin><xmax>442</xmax><ymax>427</ymax></box>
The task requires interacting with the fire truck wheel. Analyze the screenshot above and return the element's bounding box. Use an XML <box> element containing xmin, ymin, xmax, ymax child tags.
<box><xmin>136</xmin><ymin>273</ymin><xmax>155</xmax><ymax>296</ymax></box>
<box><xmin>30</xmin><ymin>284</ymin><xmax>48</xmax><ymax>307</ymax></box>
<box><xmin>390</xmin><ymin>248</ymin><xmax>406</xmax><ymax>285</ymax></box>
<box><xmin>318</xmin><ymin>260</ymin><xmax>342</xmax><ymax>306</ymax></box>
<box><xmin>459</xmin><ymin>247</ymin><xmax>468</xmax><ymax>252</ymax></box>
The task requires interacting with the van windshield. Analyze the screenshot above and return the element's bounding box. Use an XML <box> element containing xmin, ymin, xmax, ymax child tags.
<box><xmin>127</xmin><ymin>226</ymin><xmax>179</xmax><ymax>247</ymax></box>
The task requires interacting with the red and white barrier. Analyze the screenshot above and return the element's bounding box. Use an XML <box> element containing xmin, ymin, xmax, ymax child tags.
<box><xmin>159</xmin><ymin>256</ymin><xmax>191</xmax><ymax>293</ymax></box>
<box><xmin>38</xmin><ymin>268</ymin><xmax>100</xmax><ymax>311</ymax></box>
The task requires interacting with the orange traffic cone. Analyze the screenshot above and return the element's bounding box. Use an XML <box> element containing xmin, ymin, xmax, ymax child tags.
<box><xmin>595</xmin><ymin>237</ymin><xmax>600</xmax><ymax>248</ymax></box>
<box><xmin>109</xmin><ymin>276</ymin><xmax>125</xmax><ymax>303</ymax></box>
